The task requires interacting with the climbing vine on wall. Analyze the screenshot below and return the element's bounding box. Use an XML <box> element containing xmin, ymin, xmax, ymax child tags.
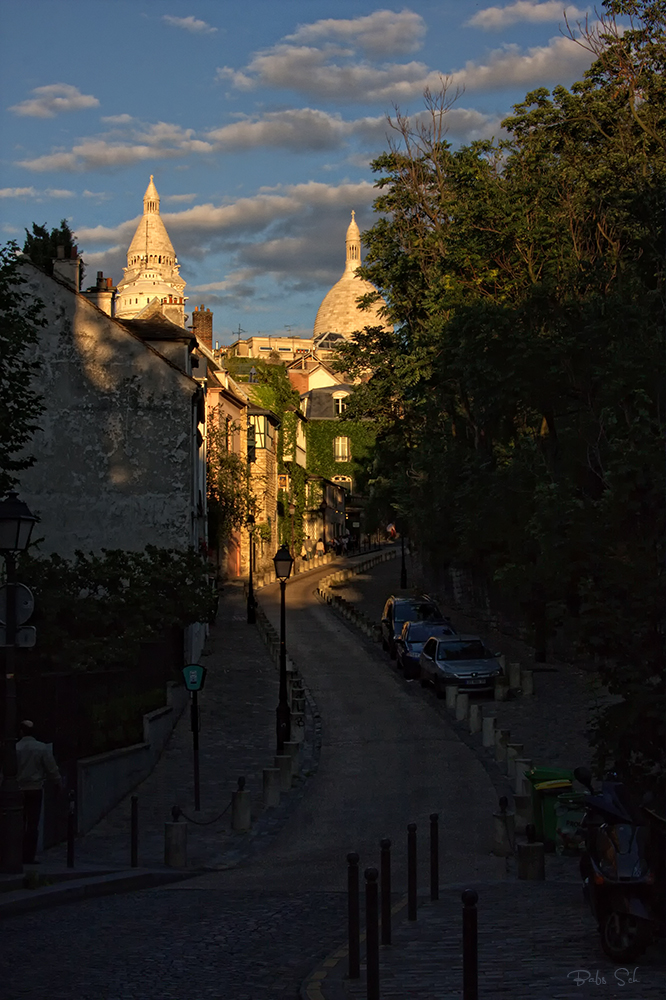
<box><xmin>305</xmin><ymin>419</ymin><xmax>376</xmax><ymax>484</ymax></box>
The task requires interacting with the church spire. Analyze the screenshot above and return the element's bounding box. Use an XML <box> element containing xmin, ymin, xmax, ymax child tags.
<box><xmin>345</xmin><ymin>209</ymin><xmax>361</xmax><ymax>272</ymax></box>
<box><xmin>143</xmin><ymin>175</ymin><xmax>160</xmax><ymax>215</ymax></box>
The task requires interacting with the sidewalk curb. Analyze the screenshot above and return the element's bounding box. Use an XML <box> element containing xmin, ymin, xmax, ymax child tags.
<box><xmin>0</xmin><ymin>867</ymin><xmax>200</xmax><ymax>919</ymax></box>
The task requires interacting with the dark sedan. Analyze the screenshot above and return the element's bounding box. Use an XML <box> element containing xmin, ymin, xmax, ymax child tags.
<box><xmin>395</xmin><ymin>620</ymin><xmax>457</xmax><ymax>678</ymax></box>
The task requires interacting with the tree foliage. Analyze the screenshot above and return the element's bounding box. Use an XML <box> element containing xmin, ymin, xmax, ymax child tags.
<box><xmin>22</xmin><ymin>219</ymin><xmax>84</xmax><ymax>280</ymax></box>
<box><xmin>207</xmin><ymin>419</ymin><xmax>254</xmax><ymax>549</ymax></box>
<box><xmin>17</xmin><ymin>545</ymin><xmax>218</xmax><ymax>673</ymax></box>
<box><xmin>336</xmin><ymin>1</ymin><xmax>665</xmax><ymax>792</ymax></box>
<box><xmin>0</xmin><ymin>243</ymin><xmax>45</xmax><ymax>495</ymax></box>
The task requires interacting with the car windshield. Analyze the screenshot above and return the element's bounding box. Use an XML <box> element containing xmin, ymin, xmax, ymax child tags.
<box><xmin>437</xmin><ymin>640</ymin><xmax>492</xmax><ymax>661</ymax></box>
<box><xmin>395</xmin><ymin>602</ymin><xmax>441</xmax><ymax>624</ymax></box>
<box><xmin>407</xmin><ymin>623</ymin><xmax>452</xmax><ymax>642</ymax></box>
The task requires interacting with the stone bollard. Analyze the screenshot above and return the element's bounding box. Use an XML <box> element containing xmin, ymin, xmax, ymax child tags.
<box><xmin>514</xmin><ymin>758</ymin><xmax>533</xmax><ymax>797</ymax></box>
<box><xmin>517</xmin><ymin>842</ymin><xmax>545</xmax><ymax>880</ymax></box>
<box><xmin>164</xmin><ymin>813</ymin><xmax>187</xmax><ymax>868</ymax></box>
<box><xmin>469</xmin><ymin>703</ymin><xmax>482</xmax><ymax>734</ymax></box>
<box><xmin>513</xmin><ymin>793</ymin><xmax>533</xmax><ymax>835</ymax></box>
<box><xmin>506</xmin><ymin>743</ymin><xmax>524</xmax><ymax>779</ymax></box>
<box><xmin>482</xmin><ymin>714</ymin><xmax>497</xmax><ymax>748</ymax></box>
<box><xmin>495</xmin><ymin>728</ymin><xmax>511</xmax><ymax>762</ymax></box>
<box><xmin>492</xmin><ymin>800</ymin><xmax>515</xmax><ymax>857</ymax></box>
<box><xmin>497</xmin><ymin>654</ymin><xmax>506</xmax><ymax>672</ymax></box>
<box><xmin>274</xmin><ymin>754</ymin><xmax>293</xmax><ymax>792</ymax></box>
<box><xmin>283</xmin><ymin>740</ymin><xmax>300</xmax><ymax>777</ymax></box>
<box><xmin>445</xmin><ymin>684</ymin><xmax>458</xmax><ymax>713</ymax></box>
<box><xmin>508</xmin><ymin>662</ymin><xmax>522</xmax><ymax>690</ymax></box>
<box><xmin>494</xmin><ymin>676</ymin><xmax>509</xmax><ymax>701</ymax></box>
<box><xmin>232</xmin><ymin>778</ymin><xmax>251</xmax><ymax>832</ymax></box>
<box><xmin>521</xmin><ymin>669</ymin><xmax>534</xmax><ymax>697</ymax></box>
<box><xmin>456</xmin><ymin>692</ymin><xmax>469</xmax><ymax>722</ymax></box>
<box><xmin>263</xmin><ymin>768</ymin><xmax>281</xmax><ymax>808</ymax></box>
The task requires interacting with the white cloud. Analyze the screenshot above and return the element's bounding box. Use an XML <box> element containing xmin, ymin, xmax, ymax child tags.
<box><xmin>0</xmin><ymin>187</ymin><xmax>38</xmax><ymax>198</ymax></box>
<box><xmin>9</xmin><ymin>83</ymin><xmax>99</xmax><ymax>118</ymax></box>
<box><xmin>163</xmin><ymin>15</ymin><xmax>217</xmax><ymax>34</ymax></box>
<box><xmin>101</xmin><ymin>114</ymin><xmax>134</xmax><ymax>124</ymax></box>
<box><xmin>218</xmin><ymin>24</ymin><xmax>594</xmax><ymax>102</ymax></box>
<box><xmin>44</xmin><ymin>188</ymin><xmax>75</xmax><ymax>197</ymax></box>
<box><xmin>451</xmin><ymin>34</ymin><xmax>590</xmax><ymax>90</ymax></box>
<box><xmin>466</xmin><ymin>2</ymin><xmax>587</xmax><ymax>30</ymax></box>
<box><xmin>83</xmin><ymin>189</ymin><xmax>112</xmax><ymax>200</ymax></box>
<box><xmin>286</xmin><ymin>9</ymin><xmax>426</xmax><ymax>56</ymax></box>
<box><xmin>164</xmin><ymin>193</ymin><xmax>198</xmax><ymax>203</ymax></box>
<box><xmin>17</xmin><ymin>121</ymin><xmax>215</xmax><ymax>172</ymax></box>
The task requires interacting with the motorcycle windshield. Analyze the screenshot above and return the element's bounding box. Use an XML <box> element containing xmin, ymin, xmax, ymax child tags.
<box><xmin>599</xmin><ymin>824</ymin><xmax>648</xmax><ymax>880</ymax></box>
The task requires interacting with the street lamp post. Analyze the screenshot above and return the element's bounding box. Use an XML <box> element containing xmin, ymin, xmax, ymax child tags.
<box><xmin>273</xmin><ymin>544</ymin><xmax>293</xmax><ymax>755</ymax></box>
<box><xmin>288</xmin><ymin>500</ymin><xmax>295</xmax><ymax>559</ymax></box>
<box><xmin>0</xmin><ymin>492</ymin><xmax>37</xmax><ymax>874</ymax></box>
<box><xmin>246</xmin><ymin>515</ymin><xmax>255</xmax><ymax>625</ymax></box>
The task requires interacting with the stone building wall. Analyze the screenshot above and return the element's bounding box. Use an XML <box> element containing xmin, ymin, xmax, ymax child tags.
<box><xmin>16</xmin><ymin>262</ymin><xmax>201</xmax><ymax>558</ymax></box>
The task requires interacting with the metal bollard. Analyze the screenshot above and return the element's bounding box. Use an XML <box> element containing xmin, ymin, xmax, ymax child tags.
<box><xmin>232</xmin><ymin>776</ymin><xmax>252</xmax><ymax>832</ymax></box>
<box><xmin>380</xmin><ymin>838</ymin><xmax>391</xmax><ymax>945</ymax></box>
<box><xmin>521</xmin><ymin>668</ymin><xmax>534</xmax><ymax>696</ymax></box>
<box><xmin>456</xmin><ymin>691</ymin><xmax>469</xmax><ymax>722</ymax></box>
<box><xmin>462</xmin><ymin>889</ymin><xmax>479</xmax><ymax>1000</ymax></box>
<box><xmin>506</xmin><ymin>743</ymin><xmax>524</xmax><ymax>778</ymax></box>
<box><xmin>494</xmin><ymin>728</ymin><xmax>511</xmax><ymax>762</ymax></box>
<box><xmin>164</xmin><ymin>805</ymin><xmax>188</xmax><ymax>867</ymax></box>
<box><xmin>468</xmin><ymin>703</ymin><xmax>482</xmax><ymax>734</ymax></box>
<box><xmin>445</xmin><ymin>684</ymin><xmax>458</xmax><ymax>713</ymax></box>
<box><xmin>365</xmin><ymin>868</ymin><xmax>380</xmax><ymax>1000</ymax></box>
<box><xmin>508</xmin><ymin>661</ymin><xmax>522</xmax><ymax>690</ymax></box>
<box><xmin>130</xmin><ymin>794</ymin><xmax>138</xmax><ymax>868</ymax></box>
<box><xmin>517</xmin><ymin>841</ymin><xmax>545</xmax><ymax>880</ymax></box>
<box><xmin>430</xmin><ymin>813</ymin><xmax>439</xmax><ymax>901</ymax></box>
<box><xmin>407</xmin><ymin>823</ymin><xmax>417</xmax><ymax>921</ymax></box>
<box><xmin>347</xmin><ymin>852</ymin><xmax>360</xmax><ymax>979</ymax></box>
<box><xmin>67</xmin><ymin>789</ymin><xmax>75</xmax><ymax>869</ymax></box>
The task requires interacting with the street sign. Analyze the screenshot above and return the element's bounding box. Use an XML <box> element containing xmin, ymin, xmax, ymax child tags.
<box><xmin>0</xmin><ymin>583</ymin><xmax>35</xmax><ymax>626</ymax></box>
<box><xmin>182</xmin><ymin>664</ymin><xmax>207</xmax><ymax>692</ymax></box>
<box><xmin>0</xmin><ymin>625</ymin><xmax>37</xmax><ymax>648</ymax></box>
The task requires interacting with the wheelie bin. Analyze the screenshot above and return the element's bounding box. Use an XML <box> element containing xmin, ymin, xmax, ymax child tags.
<box><xmin>525</xmin><ymin>767</ymin><xmax>575</xmax><ymax>851</ymax></box>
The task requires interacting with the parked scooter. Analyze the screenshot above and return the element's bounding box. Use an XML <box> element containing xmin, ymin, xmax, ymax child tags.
<box><xmin>574</xmin><ymin>766</ymin><xmax>664</xmax><ymax>961</ymax></box>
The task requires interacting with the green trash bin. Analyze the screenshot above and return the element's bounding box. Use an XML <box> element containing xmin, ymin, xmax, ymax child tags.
<box><xmin>525</xmin><ymin>767</ymin><xmax>576</xmax><ymax>850</ymax></box>
<box><xmin>555</xmin><ymin>792</ymin><xmax>587</xmax><ymax>854</ymax></box>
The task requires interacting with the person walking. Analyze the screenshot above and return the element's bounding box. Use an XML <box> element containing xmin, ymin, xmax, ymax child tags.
<box><xmin>315</xmin><ymin>537</ymin><xmax>325</xmax><ymax>556</ymax></box>
<box><xmin>16</xmin><ymin>720</ymin><xmax>62</xmax><ymax>864</ymax></box>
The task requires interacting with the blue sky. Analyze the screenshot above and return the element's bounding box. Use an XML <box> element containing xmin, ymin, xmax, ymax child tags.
<box><xmin>1</xmin><ymin>1</ymin><xmax>600</xmax><ymax>344</ymax></box>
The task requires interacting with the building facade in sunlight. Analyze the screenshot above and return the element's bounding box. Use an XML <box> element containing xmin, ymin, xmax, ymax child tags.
<box><xmin>114</xmin><ymin>176</ymin><xmax>187</xmax><ymax>327</ymax></box>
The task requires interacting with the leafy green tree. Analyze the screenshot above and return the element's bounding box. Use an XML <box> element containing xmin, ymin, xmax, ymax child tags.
<box><xmin>22</xmin><ymin>219</ymin><xmax>84</xmax><ymax>279</ymax></box>
<box><xmin>0</xmin><ymin>243</ymin><xmax>45</xmax><ymax>495</ymax></box>
<box><xmin>336</xmin><ymin>0</ymin><xmax>665</xmax><ymax>792</ymax></box>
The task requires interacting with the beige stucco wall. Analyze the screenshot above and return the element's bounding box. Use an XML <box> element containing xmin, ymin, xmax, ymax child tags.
<box><xmin>16</xmin><ymin>263</ymin><xmax>201</xmax><ymax>557</ymax></box>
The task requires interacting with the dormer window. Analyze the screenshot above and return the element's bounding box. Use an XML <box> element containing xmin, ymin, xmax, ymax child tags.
<box><xmin>333</xmin><ymin>391</ymin><xmax>349</xmax><ymax>416</ymax></box>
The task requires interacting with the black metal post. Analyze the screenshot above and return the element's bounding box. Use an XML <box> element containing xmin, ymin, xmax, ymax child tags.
<box><xmin>191</xmin><ymin>690</ymin><xmax>201</xmax><ymax>811</ymax></box>
<box><xmin>430</xmin><ymin>812</ymin><xmax>439</xmax><ymax>901</ymax></box>
<box><xmin>247</xmin><ymin>526</ymin><xmax>255</xmax><ymax>624</ymax></box>
<box><xmin>130</xmin><ymin>794</ymin><xmax>138</xmax><ymax>867</ymax></box>
<box><xmin>0</xmin><ymin>552</ymin><xmax>23</xmax><ymax>874</ymax></box>
<box><xmin>347</xmin><ymin>852</ymin><xmax>360</xmax><ymax>979</ymax></box>
<box><xmin>462</xmin><ymin>889</ymin><xmax>479</xmax><ymax>1000</ymax></box>
<box><xmin>275</xmin><ymin>578</ymin><xmax>290</xmax><ymax>755</ymax></box>
<box><xmin>380</xmin><ymin>838</ymin><xmax>391</xmax><ymax>945</ymax></box>
<box><xmin>365</xmin><ymin>867</ymin><xmax>380</xmax><ymax>1000</ymax></box>
<box><xmin>66</xmin><ymin>789</ymin><xmax>75</xmax><ymax>869</ymax></box>
<box><xmin>400</xmin><ymin>533</ymin><xmax>407</xmax><ymax>589</ymax></box>
<box><xmin>407</xmin><ymin>823</ymin><xmax>417</xmax><ymax>920</ymax></box>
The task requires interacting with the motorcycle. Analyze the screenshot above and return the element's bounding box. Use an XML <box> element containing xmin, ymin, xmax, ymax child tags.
<box><xmin>574</xmin><ymin>766</ymin><xmax>664</xmax><ymax>962</ymax></box>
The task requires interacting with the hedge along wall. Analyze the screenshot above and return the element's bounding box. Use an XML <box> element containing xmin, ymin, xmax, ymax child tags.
<box><xmin>305</xmin><ymin>419</ymin><xmax>376</xmax><ymax>485</ymax></box>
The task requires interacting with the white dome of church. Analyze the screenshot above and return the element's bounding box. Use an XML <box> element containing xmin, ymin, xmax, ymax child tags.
<box><xmin>313</xmin><ymin>211</ymin><xmax>390</xmax><ymax>340</ymax></box>
<box><xmin>115</xmin><ymin>176</ymin><xmax>187</xmax><ymax>326</ymax></box>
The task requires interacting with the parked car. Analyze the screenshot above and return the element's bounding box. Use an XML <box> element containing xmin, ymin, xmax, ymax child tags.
<box><xmin>419</xmin><ymin>635</ymin><xmax>502</xmax><ymax>697</ymax></box>
<box><xmin>381</xmin><ymin>596</ymin><xmax>444</xmax><ymax>659</ymax></box>
<box><xmin>396</xmin><ymin>620</ymin><xmax>457</xmax><ymax>678</ymax></box>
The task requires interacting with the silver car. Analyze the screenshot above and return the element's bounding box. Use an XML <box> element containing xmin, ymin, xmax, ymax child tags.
<box><xmin>419</xmin><ymin>634</ymin><xmax>502</xmax><ymax>697</ymax></box>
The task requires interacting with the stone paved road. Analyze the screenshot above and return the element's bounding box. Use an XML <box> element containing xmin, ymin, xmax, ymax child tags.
<box><xmin>0</xmin><ymin>557</ymin><xmax>505</xmax><ymax>1000</ymax></box>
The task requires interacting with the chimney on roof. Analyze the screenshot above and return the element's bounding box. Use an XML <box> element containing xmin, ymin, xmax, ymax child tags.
<box><xmin>192</xmin><ymin>303</ymin><xmax>213</xmax><ymax>351</ymax></box>
<box><xmin>53</xmin><ymin>245</ymin><xmax>81</xmax><ymax>291</ymax></box>
<box><xmin>82</xmin><ymin>270</ymin><xmax>115</xmax><ymax>316</ymax></box>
